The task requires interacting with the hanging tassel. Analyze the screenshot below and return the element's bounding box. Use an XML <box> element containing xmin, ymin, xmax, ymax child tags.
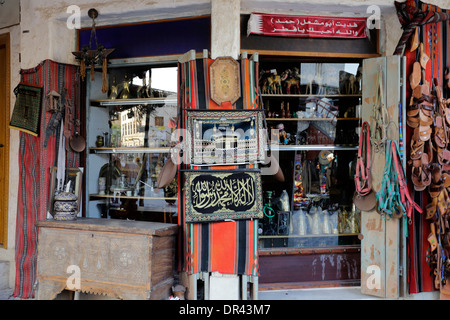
<box><xmin>80</xmin><ymin>60</ymin><xmax>86</xmax><ymax>81</ymax></box>
<box><xmin>91</xmin><ymin>63</ymin><xmax>95</xmax><ymax>81</ymax></box>
<box><xmin>102</xmin><ymin>58</ymin><xmax>108</xmax><ymax>93</ymax></box>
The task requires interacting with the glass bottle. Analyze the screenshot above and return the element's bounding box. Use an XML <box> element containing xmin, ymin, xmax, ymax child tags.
<box><xmin>286</xmin><ymin>102</ymin><xmax>291</xmax><ymax>118</ymax></box>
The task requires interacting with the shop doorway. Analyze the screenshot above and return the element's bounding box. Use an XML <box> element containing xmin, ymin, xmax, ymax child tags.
<box><xmin>0</xmin><ymin>33</ymin><xmax>10</xmax><ymax>248</ymax></box>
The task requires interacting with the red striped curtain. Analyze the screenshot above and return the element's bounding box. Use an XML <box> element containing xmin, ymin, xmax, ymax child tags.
<box><xmin>13</xmin><ymin>60</ymin><xmax>80</xmax><ymax>299</ymax></box>
<box><xmin>178</xmin><ymin>54</ymin><xmax>260</xmax><ymax>277</ymax></box>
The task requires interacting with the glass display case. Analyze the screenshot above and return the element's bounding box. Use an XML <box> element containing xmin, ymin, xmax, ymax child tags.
<box><xmin>86</xmin><ymin>65</ymin><xmax>179</xmax><ymax>223</ymax></box>
<box><xmin>258</xmin><ymin>60</ymin><xmax>363</xmax><ymax>250</ymax></box>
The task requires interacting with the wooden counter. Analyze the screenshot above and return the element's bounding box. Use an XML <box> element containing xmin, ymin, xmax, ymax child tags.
<box><xmin>36</xmin><ymin>218</ymin><xmax>178</xmax><ymax>300</ymax></box>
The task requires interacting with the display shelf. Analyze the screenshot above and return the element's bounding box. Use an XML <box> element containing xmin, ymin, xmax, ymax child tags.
<box><xmin>266</xmin><ymin>117</ymin><xmax>361</xmax><ymax>121</ymax></box>
<box><xmin>89</xmin><ymin>194</ymin><xmax>177</xmax><ymax>201</ymax></box>
<box><xmin>261</xmin><ymin>94</ymin><xmax>362</xmax><ymax>98</ymax></box>
<box><xmin>273</xmin><ymin>145</ymin><xmax>358</xmax><ymax>151</ymax></box>
<box><xmin>90</xmin><ymin>97</ymin><xmax>177</xmax><ymax>107</ymax></box>
<box><xmin>89</xmin><ymin>147</ymin><xmax>171</xmax><ymax>154</ymax></box>
<box><xmin>90</xmin><ymin>145</ymin><xmax>358</xmax><ymax>154</ymax></box>
<box><xmin>258</xmin><ymin>245</ymin><xmax>361</xmax><ymax>256</ymax></box>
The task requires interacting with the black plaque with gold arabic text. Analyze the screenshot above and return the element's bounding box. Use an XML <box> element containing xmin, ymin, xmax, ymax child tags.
<box><xmin>184</xmin><ymin>170</ymin><xmax>263</xmax><ymax>223</ymax></box>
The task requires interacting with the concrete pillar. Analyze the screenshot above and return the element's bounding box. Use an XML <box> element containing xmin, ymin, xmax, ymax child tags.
<box><xmin>211</xmin><ymin>0</ymin><xmax>240</xmax><ymax>59</ymax></box>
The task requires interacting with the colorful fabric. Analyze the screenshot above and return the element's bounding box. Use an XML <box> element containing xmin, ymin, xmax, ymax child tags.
<box><xmin>14</xmin><ymin>60</ymin><xmax>80</xmax><ymax>299</ymax></box>
<box><xmin>393</xmin><ymin>1</ymin><xmax>450</xmax><ymax>55</ymax></box>
<box><xmin>403</xmin><ymin>0</ymin><xmax>449</xmax><ymax>294</ymax></box>
<box><xmin>178</xmin><ymin>53</ymin><xmax>260</xmax><ymax>276</ymax></box>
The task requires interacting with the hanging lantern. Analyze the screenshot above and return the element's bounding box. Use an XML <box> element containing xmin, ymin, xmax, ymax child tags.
<box><xmin>72</xmin><ymin>8</ymin><xmax>115</xmax><ymax>93</ymax></box>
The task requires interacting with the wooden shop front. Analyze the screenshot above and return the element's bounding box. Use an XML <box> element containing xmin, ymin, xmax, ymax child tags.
<box><xmin>26</xmin><ymin>10</ymin><xmax>412</xmax><ymax>300</ymax></box>
<box><xmin>241</xmin><ymin>13</ymin><xmax>407</xmax><ymax>298</ymax></box>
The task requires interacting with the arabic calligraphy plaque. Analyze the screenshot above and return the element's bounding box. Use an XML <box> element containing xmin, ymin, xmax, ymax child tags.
<box><xmin>209</xmin><ymin>57</ymin><xmax>241</xmax><ymax>106</ymax></box>
<box><xmin>184</xmin><ymin>170</ymin><xmax>263</xmax><ymax>223</ymax></box>
<box><xmin>185</xmin><ymin>109</ymin><xmax>265</xmax><ymax>166</ymax></box>
<box><xmin>247</xmin><ymin>13</ymin><xmax>367</xmax><ymax>39</ymax></box>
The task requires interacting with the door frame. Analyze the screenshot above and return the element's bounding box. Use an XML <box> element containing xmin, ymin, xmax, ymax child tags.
<box><xmin>0</xmin><ymin>32</ymin><xmax>10</xmax><ymax>249</ymax></box>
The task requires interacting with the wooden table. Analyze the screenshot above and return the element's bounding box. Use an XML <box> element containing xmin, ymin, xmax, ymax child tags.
<box><xmin>36</xmin><ymin>218</ymin><xmax>178</xmax><ymax>300</ymax></box>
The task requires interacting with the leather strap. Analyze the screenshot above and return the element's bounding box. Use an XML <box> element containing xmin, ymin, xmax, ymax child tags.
<box><xmin>378</xmin><ymin>140</ymin><xmax>423</xmax><ymax>220</ymax></box>
<box><xmin>391</xmin><ymin>140</ymin><xmax>423</xmax><ymax>218</ymax></box>
<box><xmin>354</xmin><ymin>121</ymin><xmax>372</xmax><ymax>196</ymax></box>
<box><xmin>372</xmin><ymin>69</ymin><xmax>388</xmax><ymax>153</ymax></box>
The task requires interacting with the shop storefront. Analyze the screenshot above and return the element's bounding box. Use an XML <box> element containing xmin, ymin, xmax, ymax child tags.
<box><xmin>1</xmin><ymin>0</ymin><xmax>449</xmax><ymax>301</ymax></box>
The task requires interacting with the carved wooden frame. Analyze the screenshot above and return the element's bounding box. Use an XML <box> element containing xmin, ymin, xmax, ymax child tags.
<box><xmin>209</xmin><ymin>56</ymin><xmax>241</xmax><ymax>105</ymax></box>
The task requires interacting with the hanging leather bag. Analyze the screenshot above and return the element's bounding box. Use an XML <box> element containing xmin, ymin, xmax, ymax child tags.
<box><xmin>156</xmin><ymin>82</ymin><xmax>184</xmax><ymax>189</ymax></box>
<box><xmin>156</xmin><ymin>146</ymin><xmax>180</xmax><ymax>189</ymax></box>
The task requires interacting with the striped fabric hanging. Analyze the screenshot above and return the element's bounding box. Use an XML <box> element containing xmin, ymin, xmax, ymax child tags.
<box><xmin>178</xmin><ymin>52</ymin><xmax>260</xmax><ymax>277</ymax></box>
<box><xmin>13</xmin><ymin>60</ymin><xmax>80</xmax><ymax>299</ymax></box>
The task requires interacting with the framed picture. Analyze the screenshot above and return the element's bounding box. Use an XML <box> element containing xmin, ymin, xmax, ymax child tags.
<box><xmin>67</xmin><ymin>168</ymin><xmax>83</xmax><ymax>213</ymax></box>
<box><xmin>209</xmin><ymin>57</ymin><xmax>241</xmax><ymax>106</ymax></box>
<box><xmin>185</xmin><ymin>109</ymin><xmax>266</xmax><ymax>166</ymax></box>
<box><xmin>9</xmin><ymin>82</ymin><xmax>43</xmax><ymax>136</ymax></box>
<box><xmin>47</xmin><ymin>167</ymin><xmax>83</xmax><ymax>217</ymax></box>
<box><xmin>183</xmin><ymin>169</ymin><xmax>263</xmax><ymax>223</ymax></box>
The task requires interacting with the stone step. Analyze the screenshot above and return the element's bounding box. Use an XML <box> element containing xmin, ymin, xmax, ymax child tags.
<box><xmin>0</xmin><ymin>261</ymin><xmax>10</xmax><ymax>290</ymax></box>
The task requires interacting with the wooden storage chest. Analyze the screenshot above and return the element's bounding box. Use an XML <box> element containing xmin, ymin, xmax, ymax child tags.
<box><xmin>36</xmin><ymin>218</ymin><xmax>178</xmax><ymax>300</ymax></box>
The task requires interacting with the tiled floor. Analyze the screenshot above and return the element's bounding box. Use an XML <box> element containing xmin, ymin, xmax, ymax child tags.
<box><xmin>258</xmin><ymin>286</ymin><xmax>440</xmax><ymax>300</ymax></box>
<box><xmin>259</xmin><ymin>287</ymin><xmax>382</xmax><ymax>300</ymax></box>
<box><xmin>0</xmin><ymin>288</ymin><xmax>14</xmax><ymax>300</ymax></box>
<box><xmin>0</xmin><ymin>286</ymin><xmax>440</xmax><ymax>300</ymax></box>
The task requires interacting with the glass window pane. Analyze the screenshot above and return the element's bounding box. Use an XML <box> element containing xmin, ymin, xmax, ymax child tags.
<box><xmin>259</xmin><ymin>61</ymin><xmax>362</xmax><ymax>250</ymax></box>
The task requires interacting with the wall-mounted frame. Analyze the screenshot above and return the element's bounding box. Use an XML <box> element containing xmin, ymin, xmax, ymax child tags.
<box><xmin>184</xmin><ymin>169</ymin><xmax>263</xmax><ymax>223</ymax></box>
<box><xmin>48</xmin><ymin>167</ymin><xmax>83</xmax><ymax>216</ymax></box>
<box><xmin>185</xmin><ymin>109</ymin><xmax>266</xmax><ymax>166</ymax></box>
<box><xmin>209</xmin><ymin>56</ymin><xmax>241</xmax><ymax>105</ymax></box>
<box><xmin>67</xmin><ymin>168</ymin><xmax>83</xmax><ymax>213</ymax></box>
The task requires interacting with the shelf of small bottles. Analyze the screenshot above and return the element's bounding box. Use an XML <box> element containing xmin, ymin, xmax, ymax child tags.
<box><xmin>261</xmin><ymin>94</ymin><xmax>362</xmax><ymax>98</ymax></box>
<box><xmin>89</xmin><ymin>147</ymin><xmax>171</xmax><ymax>154</ymax></box>
<box><xmin>274</xmin><ymin>145</ymin><xmax>358</xmax><ymax>151</ymax></box>
<box><xmin>266</xmin><ymin>118</ymin><xmax>361</xmax><ymax>121</ymax></box>
<box><xmin>89</xmin><ymin>194</ymin><xmax>177</xmax><ymax>201</ymax></box>
<box><xmin>90</xmin><ymin>97</ymin><xmax>177</xmax><ymax>107</ymax></box>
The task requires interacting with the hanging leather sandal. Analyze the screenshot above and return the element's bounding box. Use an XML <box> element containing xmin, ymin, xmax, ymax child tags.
<box><xmin>410</xmin><ymin>61</ymin><xmax>421</xmax><ymax>90</ymax></box>
<box><xmin>410</xmin><ymin>128</ymin><xmax>425</xmax><ymax>160</ymax></box>
<box><xmin>434</xmin><ymin>116</ymin><xmax>448</xmax><ymax>148</ymax></box>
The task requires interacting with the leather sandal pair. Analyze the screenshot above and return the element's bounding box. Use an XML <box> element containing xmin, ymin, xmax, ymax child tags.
<box><xmin>410</xmin><ymin>131</ymin><xmax>433</xmax><ymax>192</ymax></box>
<box><xmin>407</xmin><ymin>90</ymin><xmax>434</xmax><ymax>129</ymax></box>
<box><xmin>434</xmin><ymin>115</ymin><xmax>448</xmax><ymax>148</ymax></box>
<box><xmin>426</xmin><ymin>166</ymin><xmax>448</xmax><ymax>221</ymax></box>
